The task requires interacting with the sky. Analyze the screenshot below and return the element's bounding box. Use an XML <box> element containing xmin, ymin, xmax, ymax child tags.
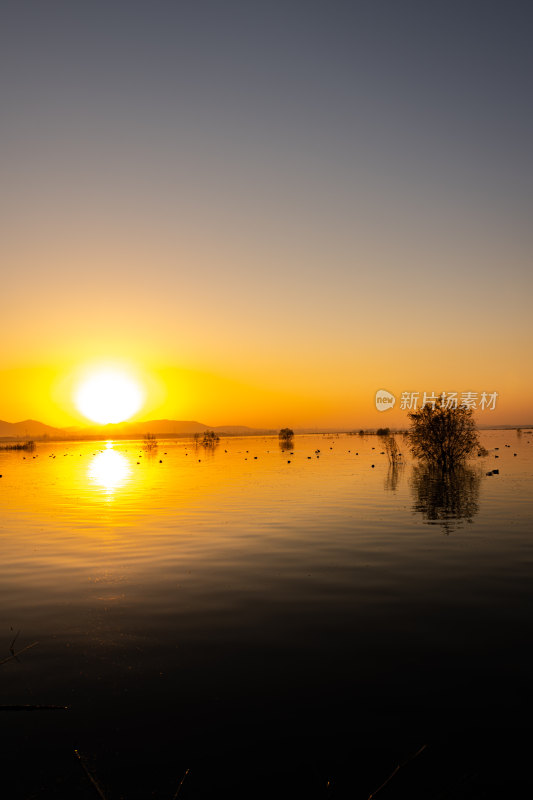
<box><xmin>1</xmin><ymin>0</ymin><xmax>532</xmax><ymax>428</ymax></box>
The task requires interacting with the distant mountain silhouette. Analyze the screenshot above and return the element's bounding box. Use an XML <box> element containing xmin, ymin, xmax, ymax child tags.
<box><xmin>3</xmin><ymin>417</ymin><xmax>531</xmax><ymax>441</ymax></box>
<box><xmin>0</xmin><ymin>419</ymin><xmax>65</xmax><ymax>438</ymax></box>
<box><xmin>1</xmin><ymin>418</ymin><xmax>271</xmax><ymax>440</ymax></box>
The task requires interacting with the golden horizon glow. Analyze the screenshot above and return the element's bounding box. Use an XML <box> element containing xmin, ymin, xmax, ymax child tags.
<box><xmin>75</xmin><ymin>368</ymin><xmax>144</xmax><ymax>425</ymax></box>
<box><xmin>1</xmin><ymin>5</ymin><xmax>532</xmax><ymax>431</ymax></box>
<box><xmin>0</xmin><ymin>358</ymin><xmax>531</xmax><ymax>430</ymax></box>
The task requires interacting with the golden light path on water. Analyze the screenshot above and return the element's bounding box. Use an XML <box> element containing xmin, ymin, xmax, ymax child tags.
<box><xmin>87</xmin><ymin>441</ymin><xmax>132</xmax><ymax>496</ymax></box>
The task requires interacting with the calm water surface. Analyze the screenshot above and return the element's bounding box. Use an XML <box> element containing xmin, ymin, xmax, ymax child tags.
<box><xmin>1</xmin><ymin>431</ymin><xmax>532</xmax><ymax>797</ymax></box>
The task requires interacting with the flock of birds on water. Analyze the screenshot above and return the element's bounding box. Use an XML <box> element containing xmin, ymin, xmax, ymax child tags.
<box><xmin>1</xmin><ymin>433</ymin><xmax>530</xmax><ymax>482</ymax></box>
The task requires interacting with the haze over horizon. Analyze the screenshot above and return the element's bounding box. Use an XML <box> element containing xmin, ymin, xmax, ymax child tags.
<box><xmin>2</xmin><ymin>1</ymin><xmax>532</xmax><ymax>427</ymax></box>
<box><xmin>1</xmin><ymin>413</ymin><xmax>531</xmax><ymax>441</ymax></box>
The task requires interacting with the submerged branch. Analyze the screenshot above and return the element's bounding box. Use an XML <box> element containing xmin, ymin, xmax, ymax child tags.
<box><xmin>0</xmin><ymin>641</ymin><xmax>39</xmax><ymax>666</ymax></box>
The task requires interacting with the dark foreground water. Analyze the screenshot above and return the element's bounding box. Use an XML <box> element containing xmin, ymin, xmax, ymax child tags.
<box><xmin>1</xmin><ymin>430</ymin><xmax>532</xmax><ymax>798</ymax></box>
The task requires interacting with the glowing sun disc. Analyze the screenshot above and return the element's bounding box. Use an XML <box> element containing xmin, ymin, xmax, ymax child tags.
<box><xmin>75</xmin><ymin>370</ymin><xmax>143</xmax><ymax>424</ymax></box>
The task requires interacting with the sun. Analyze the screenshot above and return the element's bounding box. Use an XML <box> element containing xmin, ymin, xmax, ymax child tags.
<box><xmin>75</xmin><ymin>368</ymin><xmax>144</xmax><ymax>424</ymax></box>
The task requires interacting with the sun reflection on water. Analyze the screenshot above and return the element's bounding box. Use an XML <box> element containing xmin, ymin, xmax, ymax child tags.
<box><xmin>87</xmin><ymin>443</ymin><xmax>131</xmax><ymax>496</ymax></box>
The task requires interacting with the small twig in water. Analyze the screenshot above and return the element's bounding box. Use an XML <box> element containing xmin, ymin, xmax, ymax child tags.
<box><xmin>0</xmin><ymin>704</ymin><xmax>69</xmax><ymax>711</ymax></box>
<box><xmin>172</xmin><ymin>767</ymin><xmax>190</xmax><ymax>798</ymax></box>
<box><xmin>0</xmin><ymin>641</ymin><xmax>38</xmax><ymax>666</ymax></box>
<box><xmin>9</xmin><ymin>629</ymin><xmax>20</xmax><ymax>655</ymax></box>
<box><xmin>367</xmin><ymin>744</ymin><xmax>427</xmax><ymax>800</ymax></box>
<box><xmin>75</xmin><ymin>749</ymin><xmax>108</xmax><ymax>800</ymax></box>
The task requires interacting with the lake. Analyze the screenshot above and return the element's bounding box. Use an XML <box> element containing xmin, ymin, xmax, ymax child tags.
<box><xmin>1</xmin><ymin>430</ymin><xmax>533</xmax><ymax>798</ymax></box>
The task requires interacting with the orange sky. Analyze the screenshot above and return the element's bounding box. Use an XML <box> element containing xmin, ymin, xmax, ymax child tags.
<box><xmin>1</xmin><ymin>3</ymin><xmax>532</xmax><ymax>429</ymax></box>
